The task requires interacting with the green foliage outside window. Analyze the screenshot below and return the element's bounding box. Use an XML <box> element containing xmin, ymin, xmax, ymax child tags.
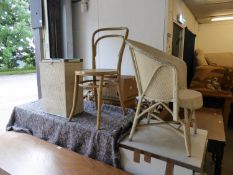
<box><xmin>0</xmin><ymin>0</ymin><xmax>35</xmax><ymax>69</ymax></box>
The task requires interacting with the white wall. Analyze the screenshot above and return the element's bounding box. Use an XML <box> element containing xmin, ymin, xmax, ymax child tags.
<box><xmin>172</xmin><ymin>0</ymin><xmax>198</xmax><ymax>34</ymax></box>
<box><xmin>61</xmin><ymin>0</ymin><xmax>74</xmax><ymax>58</ymax></box>
<box><xmin>72</xmin><ymin>0</ymin><xmax>168</xmax><ymax>75</ymax></box>
<box><xmin>42</xmin><ymin>0</ymin><xmax>50</xmax><ymax>59</ymax></box>
<box><xmin>166</xmin><ymin>0</ymin><xmax>199</xmax><ymax>53</ymax></box>
<box><xmin>197</xmin><ymin>21</ymin><xmax>233</xmax><ymax>53</ymax></box>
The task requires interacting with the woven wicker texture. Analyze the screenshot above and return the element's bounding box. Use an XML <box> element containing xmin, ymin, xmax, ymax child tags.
<box><xmin>127</xmin><ymin>39</ymin><xmax>203</xmax><ymax>157</ymax></box>
<box><xmin>134</xmin><ymin>51</ymin><xmax>174</xmax><ymax>101</ymax></box>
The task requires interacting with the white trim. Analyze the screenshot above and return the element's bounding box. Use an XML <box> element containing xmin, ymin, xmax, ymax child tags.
<box><xmin>163</xmin><ymin>0</ymin><xmax>169</xmax><ymax>52</ymax></box>
<box><xmin>61</xmin><ymin>0</ymin><xmax>74</xmax><ymax>58</ymax></box>
<box><xmin>42</xmin><ymin>0</ymin><xmax>50</xmax><ymax>59</ymax></box>
<box><xmin>172</xmin><ymin>21</ymin><xmax>185</xmax><ymax>59</ymax></box>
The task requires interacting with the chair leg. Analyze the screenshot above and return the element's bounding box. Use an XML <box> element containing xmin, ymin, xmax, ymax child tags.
<box><xmin>129</xmin><ymin>117</ymin><xmax>139</xmax><ymax>141</ymax></box>
<box><xmin>183</xmin><ymin>122</ymin><xmax>191</xmax><ymax>157</ymax></box>
<box><xmin>129</xmin><ymin>97</ymin><xmax>143</xmax><ymax>141</ymax></box>
<box><xmin>117</xmin><ymin>77</ymin><xmax>126</xmax><ymax>115</ymax></box>
<box><xmin>184</xmin><ymin>109</ymin><xmax>189</xmax><ymax>124</ymax></box>
<box><xmin>147</xmin><ymin>112</ymin><xmax>151</xmax><ymax>124</ymax></box>
<box><xmin>96</xmin><ymin>76</ymin><xmax>103</xmax><ymax>130</ymax></box>
<box><xmin>183</xmin><ymin>108</ymin><xmax>191</xmax><ymax>157</ymax></box>
<box><xmin>68</xmin><ymin>75</ymin><xmax>79</xmax><ymax>121</ymax></box>
<box><xmin>93</xmin><ymin>76</ymin><xmax>98</xmax><ymax>109</ymax></box>
<box><xmin>192</xmin><ymin>110</ymin><xmax>197</xmax><ymax>134</ymax></box>
<box><xmin>147</xmin><ymin>102</ymin><xmax>153</xmax><ymax>124</ymax></box>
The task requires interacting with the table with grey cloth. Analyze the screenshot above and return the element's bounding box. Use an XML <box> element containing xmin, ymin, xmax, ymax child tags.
<box><xmin>6</xmin><ymin>100</ymin><xmax>134</xmax><ymax>167</ymax></box>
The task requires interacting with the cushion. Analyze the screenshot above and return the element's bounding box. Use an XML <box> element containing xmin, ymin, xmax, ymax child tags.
<box><xmin>205</xmin><ymin>52</ymin><xmax>233</xmax><ymax>67</ymax></box>
<box><xmin>195</xmin><ymin>49</ymin><xmax>208</xmax><ymax>66</ymax></box>
<box><xmin>179</xmin><ymin>89</ymin><xmax>203</xmax><ymax>110</ymax></box>
<box><xmin>195</xmin><ymin>49</ymin><xmax>204</xmax><ymax>56</ymax></box>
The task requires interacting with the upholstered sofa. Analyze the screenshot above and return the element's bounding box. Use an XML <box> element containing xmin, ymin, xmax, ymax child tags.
<box><xmin>190</xmin><ymin>49</ymin><xmax>233</xmax><ymax>125</ymax></box>
<box><xmin>195</xmin><ymin>49</ymin><xmax>233</xmax><ymax>68</ymax></box>
<box><xmin>191</xmin><ymin>49</ymin><xmax>233</xmax><ymax>93</ymax></box>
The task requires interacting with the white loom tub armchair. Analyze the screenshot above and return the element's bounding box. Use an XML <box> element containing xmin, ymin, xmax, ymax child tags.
<box><xmin>126</xmin><ymin>39</ymin><xmax>203</xmax><ymax>157</ymax></box>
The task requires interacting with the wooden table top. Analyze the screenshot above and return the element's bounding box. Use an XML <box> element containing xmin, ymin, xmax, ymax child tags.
<box><xmin>196</xmin><ymin>108</ymin><xmax>226</xmax><ymax>142</ymax></box>
<box><xmin>0</xmin><ymin>132</ymin><xmax>129</xmax><ymax>175</ymax></box>
<box><xmin>120</xmin><ymin>119</ymin><xmax>208</xmax><ymax>172</ymax></box>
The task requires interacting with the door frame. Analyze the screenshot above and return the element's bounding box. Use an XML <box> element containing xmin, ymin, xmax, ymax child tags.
<box><xmin>172</xmin><ymin>21</ymin><xmax>185</xmax><ymax>59</ymax></box>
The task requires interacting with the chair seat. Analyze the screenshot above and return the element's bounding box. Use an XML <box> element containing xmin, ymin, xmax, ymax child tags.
<box><xmin>179</xmin><ymin>89</ymin><xmax>203</xmax><ymax>110</ymax></box>
<box><xmin>69</xmin><ymin>27</ymin><xmax>128</xmax><ymax>129</ymax></box>
<box><xmin>75</xmin><ymin>69</ymin><xmax>118</xmax><ymax>76</ymax></box>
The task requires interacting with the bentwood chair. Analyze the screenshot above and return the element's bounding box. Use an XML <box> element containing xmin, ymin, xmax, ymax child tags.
<box><xmin>126</xmin><ymin>39</ymin><xmax>203</xmax><ymax>156</ymax></box>
<box><xmin>69</xmin><ymin>27</ymin><xmax>129</xmax><ymax>130</ymax></box>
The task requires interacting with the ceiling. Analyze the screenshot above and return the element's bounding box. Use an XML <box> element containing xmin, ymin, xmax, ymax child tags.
<box><xmin>183</xmin><ymin>0</ymin><xmax>233</xmax><ymax>23</ymax></box>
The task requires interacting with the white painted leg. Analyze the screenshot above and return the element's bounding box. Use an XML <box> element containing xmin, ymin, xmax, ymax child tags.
<box><xmin>129</xmin><ymin>117</ymin><xmax>139</xmax><ymax>141</ymax></box>
<box><xmin>129</xmin><ymin>97</ymin><xmax>143</xmax><ymax>141</ymax></box>
<box><xmin>192</xmin><ymin>110</ymin><xmax>197</xmax><ymax>134</ymax></box>
<box><xmin>184</xmin><ymin>109</ymin><xmax>189</xmax><ymax>124</ymax></box>
<box><xmin>183</xmin><ymin>108</ymin><xmax>191</xmax><ymax>157</ymax></box>
<box><xmin>147</xmin><ymin>113</ymin><xmax>151</xmax><ymax>124</ymax></box>
<box><xmin>183</xmin><ymin>122</ymin><xmax>191</xmax><ymax>157</ymax></box>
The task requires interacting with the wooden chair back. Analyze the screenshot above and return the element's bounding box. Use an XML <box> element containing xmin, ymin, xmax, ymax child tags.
<box><xmin>92</xmin><ymin>27</ymin><xmax>129</xmax><ymax>74</ymax></box>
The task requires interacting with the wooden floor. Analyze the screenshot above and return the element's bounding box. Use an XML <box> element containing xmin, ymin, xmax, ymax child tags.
<box><xmin>0</xmin><ymin>132</ymin><xmax>129</xmax><ymax>175</ymax></box>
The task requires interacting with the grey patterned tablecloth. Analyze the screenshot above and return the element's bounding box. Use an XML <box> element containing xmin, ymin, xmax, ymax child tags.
<box><xmin>6</xmin><ymin>100</ymin><xmax>134</xmax><ymax>167</ymax></box>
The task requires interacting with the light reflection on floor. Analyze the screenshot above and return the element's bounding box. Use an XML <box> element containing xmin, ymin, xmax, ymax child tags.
<box><xmin>0</xmin><ymin>73</ymin><xmax>38</xmax><ymax>133</ymax></box>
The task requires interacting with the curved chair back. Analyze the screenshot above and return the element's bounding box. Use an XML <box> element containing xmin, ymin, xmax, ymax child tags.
<box><xmin>126</xmin><ymin>39</ymin><xmax>187</xmax><ymax>121</ymax></box>
<box><xmin>92</xmin><ymin>27</ymin><xmax>129</xmax><ymax>74</ymax></box>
